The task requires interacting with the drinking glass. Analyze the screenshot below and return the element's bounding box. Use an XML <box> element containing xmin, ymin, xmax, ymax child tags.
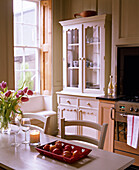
<box><xmin>21</xmin><ymin>118</ymin><xmax>31</xmax><ymax>144</ymax></box>
<box><xmin>10</xmin><ymin>117</ymin><xmax>21</xmax><ymax>147</ymax></box>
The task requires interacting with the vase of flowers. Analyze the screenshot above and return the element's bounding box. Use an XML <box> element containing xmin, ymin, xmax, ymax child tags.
<box><xmin>0</xmin><ymin>81</ymin><xmax>33</xmax><ymax>134</ymax></box>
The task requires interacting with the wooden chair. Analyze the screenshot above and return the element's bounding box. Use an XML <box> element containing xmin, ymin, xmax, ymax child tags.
<box><xmin>23</xmin><ymin>113</ymin><xmax>50</xmax><ymax>134</ymax></box>
<box><xmin>61</xmin><ymin>118</ymin><xmax>108</xmax><ymax>149</ymax></box>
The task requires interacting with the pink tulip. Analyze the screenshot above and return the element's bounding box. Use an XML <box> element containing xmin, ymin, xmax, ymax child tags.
<box><xmin>1</xmin><ymin>81</ymin><xmax>7</xmax><ymax>89</ymax></box>
<box><xmin>27</xmin><ymin>90</ymin><xmax>33</xmax><ymax>95</ymax></box>
<box><xmin>16</xmin><ymin>93</ymin><xmax>19</xmax><ymax>98</ymax></box>
<box><xmin>18</xmin><ymin>90</ymin><xmax>24</xmax><ymax>95</ymax></box>
<box><xmin>5</xmin><ymin>90</ymin><xmax>11</xmax><ymax>97</ymax></box>
<box><xmin>21</xmin><ymin>97</ymin><xmax>29</xmax><ymax>102</ymax></box>
<box><xmin>23</xmin><ymin>87</ymin><xmax>28</xmax><ymax>93</ymax></box>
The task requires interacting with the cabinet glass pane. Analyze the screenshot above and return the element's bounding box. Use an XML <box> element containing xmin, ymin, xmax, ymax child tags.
<box><xmin>67</xmin><ymin>29</ymin><xmax>79</xmax><ymax>88</ymax></box>
<box><xmin>85</xmin><ymin>26</ymin><xmax>100</xmax><ymax>89</ymax></box>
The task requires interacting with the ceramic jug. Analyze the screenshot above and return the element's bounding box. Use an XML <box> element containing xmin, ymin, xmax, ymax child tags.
<box><xmin>74</xmin><ymin>10</ymin><xmax>97</xmax><ymax>18</ymax></box>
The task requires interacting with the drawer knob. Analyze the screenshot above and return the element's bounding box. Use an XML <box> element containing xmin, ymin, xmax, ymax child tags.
<box><xmin>67</xmin><ymin>100</ymin><xmax>71</xmax><ymax>104</ymax></box>
<box><xmin>73</xmin><ymin>109</ymin><xmax>77</xmax><ymax>112</ymax></box>
<box><xmin>87</xmin><ymin>103</ymin><xmax>91</xmax><ymax>106</ymax></box>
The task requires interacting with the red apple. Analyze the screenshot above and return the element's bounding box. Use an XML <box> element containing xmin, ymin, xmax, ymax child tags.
<box><xmin>55</xmin><ymin>141</ymin><xmax>62</xmax><ymax>145</ymax></box>
<box><xmin>64</xmin><ymin>145</ymin><xmax>72</xmax><ymax>152</ymax></box>
<box><xmin>63</xmin><ymin>151</ymin><xmax>72</xmax><ymax>158</ymax></box>
<box><xmin>43</xmin><ymin>144</ymin><xmax>50</xmax><ymax>151</ymax></box>
<box><xmin>52</xmin><ymin>148</ymin><xmax>62</xmax><ymax>155</ymax></box>
<box><xmin>49</xmin><ymin>145</ymin><xmax>56</xmax><ymax>152</ymax></box>
<box><xmin>72</xmin><ymin>150</ymin><xmax>81</xmax><ymax>158</ymax></box>
<box><xmin>55</xmin><ymin>142</ymin><xmax>63</xmax><ymax>150</ymax></box>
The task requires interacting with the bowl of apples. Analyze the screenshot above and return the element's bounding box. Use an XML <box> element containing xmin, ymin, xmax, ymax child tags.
<box><xmin>35</xmin><ymin>140</ymin><xmax>92</xmax><ymax>163</ymax></box>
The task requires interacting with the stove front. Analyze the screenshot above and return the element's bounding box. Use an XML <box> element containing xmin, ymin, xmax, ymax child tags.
<box><xmin>113</xmin><ymin>101</ymin><xmax>139</xmax><ymax>166</ymax></box>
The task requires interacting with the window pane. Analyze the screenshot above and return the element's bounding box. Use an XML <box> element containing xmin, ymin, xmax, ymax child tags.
<box><xmin>25</xmin><ymin>71</ymin><xmax>36</xmax><ymax>91</ymax></box>
<box><xmin>25</xmin><ymin>48</ymin><xmax>36</xmax><ymax>69</ymax></box>
<box><xmin>14</xmin><ymin>0</ymin><xmax>22</xmax><ymax>23</ymax></box>
<box><xmin>23</xmin><ymin>1</ymin><xmax>37</xmax><ymax>25</ymax></box>
<box><xmin>23</xmin><ymin>25</ymin><xmax>36</xmax><ymax>46</ymax></box>
<box><xmin>15</xmin><ymin>71</ymin><xmax>24</xmax><ymax>90</ymax></box>
<box><xmin>14</xmin><ymin>48</ymin><xmax>23</xmax><ymax>71</ymax></box>
<box><xmin>14</xmin><ymin>0</ymin><xmax>39</xmax><ymax>92</ymax></box>
<box><xmin>14</xmin><ymin>24</ymin><xmax>22</xmax><ymax>46</ymax></box>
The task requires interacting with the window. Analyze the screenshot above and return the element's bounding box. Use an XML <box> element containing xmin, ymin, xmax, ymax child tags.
<box><xmin>13</xmin><ymin>0</ymin><xmax>40</xmax><ymax>92</ymax></box>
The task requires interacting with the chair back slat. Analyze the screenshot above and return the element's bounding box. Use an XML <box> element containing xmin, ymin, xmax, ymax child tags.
<box><xmin>64</xmin><ymin>135</ymin><xmax>98</xmax><ymax>146</ymax></box>
<box><xmin>23</xmin><ymin>113</ymin><xmax>50</xmax><ymax>134</ymax></box>
<box><xmin>61</xmin><ymin>118</ymin><xmax>108</xmax><ymax>149</ymax></box>
<box><xmin>65</xmin><ymin>120</ymin><xmax>102</xmax><ymax>131</ymax></box>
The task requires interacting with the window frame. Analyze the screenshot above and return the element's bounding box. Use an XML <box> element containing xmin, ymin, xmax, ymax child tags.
<box><xmin>14</xmin><ymin>0</ymin><xmax>40</xmax><ymax>93</ymax></box>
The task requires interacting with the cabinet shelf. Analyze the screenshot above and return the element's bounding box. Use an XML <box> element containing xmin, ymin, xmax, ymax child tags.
<box><xmin>68</xmin><ymin>67</ymin><xmax>79</xmax><ymax>69</ymax></box>
<box><xmin>86</xmin><ymin>42</ymin><xmax>100</xmax><ymax>46</ymax></box>
<box><xmin>68</xmin><ymin>43</ymin><xmax>79</xmax><ymax>46</ymax></box>
<box><xmin>86</xmin><ymin>67</ymin><xmax>100</xmax><ymax>70</ymax></box>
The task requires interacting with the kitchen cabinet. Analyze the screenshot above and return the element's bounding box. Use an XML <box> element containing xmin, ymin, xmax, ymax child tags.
<box><xmin>112</xmin><ymin>0</ymin><xmax>139</xmax><ymax>45</ymax></box>
<box><xmin>57</xmin><ymin>14</ymin><xmax>111</xmax><ymax>140</ymax></box>
<box><xmin>98</xmin><ymin>100</ymin><xmax>115</xmax><ymax>152</ymax></box>
<box><xmin>59</xmin><ymin>14</ymin><xmax>111</xmax><ymax>95</ymax></box>
<box><xmin>57</xmin><ymin>94</ymin><xmax>99</xmax><ymax>139</ymax></box>
<box><xmin>112</xmin><ymin>0</ymin><xmax>139</xmax><ymax>79</ymax></box>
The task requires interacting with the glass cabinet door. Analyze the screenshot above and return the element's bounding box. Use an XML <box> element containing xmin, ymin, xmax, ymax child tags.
<box><xmin>66</xmin><ymin>28</ymin><xmax>79</xmax><ymax>88</ymax></box>
<box><xmin>84</xmin><ymin>25</ymin><xmax>101</xmax><ymax>90</ymax></box>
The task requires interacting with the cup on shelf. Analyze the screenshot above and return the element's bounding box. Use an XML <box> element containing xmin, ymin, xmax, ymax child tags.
<box><xmin>90</xmin><ymin>62</ymin><xmax>93</xmax><ymax>67</ymax></box>
<box><xmin>86</xmin><ymin>60</ymin><xmax>90</xmax><ymax>67</ymax></box>
<box><xmin>73</xmin><ymin>60</ymin><xmax>79</xmax><ymax>67</ymax></box>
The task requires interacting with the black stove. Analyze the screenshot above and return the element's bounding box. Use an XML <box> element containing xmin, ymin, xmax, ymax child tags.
<box><xmin>119</xmin><ymin>96</ymin><xmax>139</xmax><ymax>103</ymax></box>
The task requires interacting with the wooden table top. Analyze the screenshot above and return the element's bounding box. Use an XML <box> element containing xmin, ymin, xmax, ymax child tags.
<box><xmin>0</xmin><ymin>131</ymin><xmax>134</xmax><ymax>170</ymax></box>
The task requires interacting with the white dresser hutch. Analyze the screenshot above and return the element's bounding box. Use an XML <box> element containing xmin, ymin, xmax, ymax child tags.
<box><xmin>57</xmin><ymin>14</ymin><xmax>111</xmax><ymax>139</ymax></box>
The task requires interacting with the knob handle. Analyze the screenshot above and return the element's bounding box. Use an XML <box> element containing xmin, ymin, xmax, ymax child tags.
<box><xmin>135</xmin><ymin>108</ymin><xmax>138</xmax><ymax>112</ymax></box>
<box><xmin>130</xmin><ymin>107</ymin><xmax>133</xmax><ymax>112</ymax></box>
<box><xmin>87</xmin><ymin>103</ymin><xmax>91</xmax><ymax>106</ymax></box>
<box><xmin>67</xmin><ymin>100</ymin><xmax>71</xmax><ymax>104</ymax></box>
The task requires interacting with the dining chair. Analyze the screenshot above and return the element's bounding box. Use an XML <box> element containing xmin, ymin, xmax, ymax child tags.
<box><xmin>61</xmin><ymin>118</ymin><xmax>108</xmax><ymax>149</ymax></box>
<box><xmin>23</xmin><ymin>113</ymin><xmax>50</xmax><ymax>134</ymax></box>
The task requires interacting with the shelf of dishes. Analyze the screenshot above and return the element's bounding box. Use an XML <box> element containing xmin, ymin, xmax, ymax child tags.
<box><xmin>68</xmin><ymin>84</ymin><xmax>100</xmax><ymax>89</ymax></box>
<box><xmin>86</xmin><ymin>82</ymin><xmax>100</xmax><ymax>89</ymax></box>
<box><xmin>86</xmin><ymin>41</ymin><xmax>100</xmax><ymax>45</ymax></box>
<box><xmin>68</xmin><ymin>66</ymin><xmax>100</xmax><ymax>70</ymax></box>
<box><xmin>67</xmin><ymin>60</ymin><xmax>99</xmax><ymax>68</ymax></box>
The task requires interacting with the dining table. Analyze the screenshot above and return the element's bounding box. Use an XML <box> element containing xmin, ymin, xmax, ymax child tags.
<box><xmin>0</xmin><ymin>130</ymin><xmax>134</xmax><ymax>170</ymax></box>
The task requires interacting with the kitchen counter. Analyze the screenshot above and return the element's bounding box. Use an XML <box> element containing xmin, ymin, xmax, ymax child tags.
<box><xmin>96</xmin><ymin>95</ymin><xmax>120</xmax><ymax>101</ymax></box>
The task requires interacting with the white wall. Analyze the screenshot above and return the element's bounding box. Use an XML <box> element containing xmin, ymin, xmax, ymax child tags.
<box><xmin>52</xmin><ymin>0</ymin><xmax>63</xmax><ymax>111</ymax></box>
<box><xmin>0</xmin><ymin>0</ymin><xmax>14</xmax><ymax>89</ymax></box>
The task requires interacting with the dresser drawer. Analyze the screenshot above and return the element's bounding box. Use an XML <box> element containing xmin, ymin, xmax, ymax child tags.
<box><xmin>59</xmin><ymin>96</ymin><xmax>77</xmax><ymax>106</ymax></box>
<box><xmin>79</xmin><ymin>99</ymin><xmax>98</xmax><ymax>109</ymax></box>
